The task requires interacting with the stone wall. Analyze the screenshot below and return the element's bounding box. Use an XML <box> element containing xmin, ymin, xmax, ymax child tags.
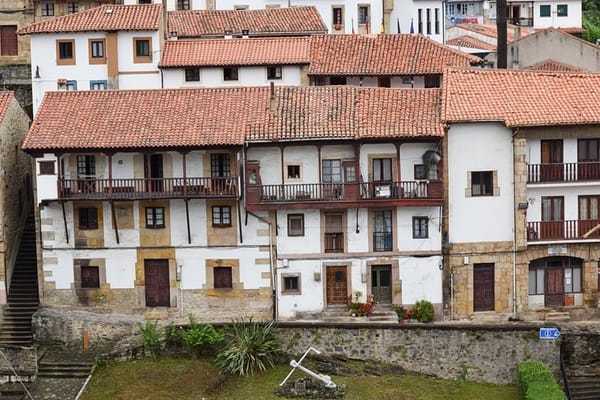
<box><xmin>276</xmin><ymin>323</ymin><xmax>560</xmax><ymax>385</ymax></box>
<box><xmin>0</xmin><ymin>347</ymin><xmax>37</xmax><ymax>383</ymax></box>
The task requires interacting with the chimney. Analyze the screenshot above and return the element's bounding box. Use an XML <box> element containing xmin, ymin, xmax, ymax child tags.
<box><xmin>224</xmin><ymin>29</ymin><xmax>233</xmax><ymax>39</ymax></box>
<box><xmin>242</xmin><ymin>29</ymin><xmax>249</xmax><ymax>38</ymax></box>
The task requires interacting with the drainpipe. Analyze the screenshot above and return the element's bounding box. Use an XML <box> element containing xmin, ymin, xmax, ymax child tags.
<box><xmin>512</xmin><ymin>128</ymin><xmax>520</xmax><ymax>320</ymax></box>
<box><xmin>246</xmin><ymin>210</ymin><xmax>277</xmax><ymax>321</ymax></box>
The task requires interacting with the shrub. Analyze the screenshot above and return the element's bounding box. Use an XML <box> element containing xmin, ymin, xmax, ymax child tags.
<box><xmin>517</xmin><ymin>360</ymin><xmax>566</xmax><ymax>400</ymax></box>
<box><xmin>182</xmin><ymin>315</ymin><xmax>224</xmax><ymax>357</ymax></box>
<box><xmin>139</xmin><ymin>320</ymin><xmax>164</xmax><ymax>360</ymax></box>
<box><xmin>412</xmin><ymin>300</ymin><xmax>434</xmax><ymax>322</ymax></box>
<box><xmin>215</xmin><ymin>318</ymin><xmax>281</xmax><ymax>376</ymax></box>
<box><xmin>164</xmin><ymin>322</ymin><xmax>184</xmax><ymax>350</ymax></box>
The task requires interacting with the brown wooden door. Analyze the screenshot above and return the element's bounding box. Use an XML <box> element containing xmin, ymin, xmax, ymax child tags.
<box><xmin>371</xmin><ymin>265</ymin><xmax>392</xmax><ymax>304</ymax></box>
<box><xmin>473</xmin><ymin>264</ymin><xmax>494</xmax><ymax>312</ymax></box>
<box><xmin>540</xmin><ymin>140</ymin><xmax>563</xmax><ymax>182</ymax></box>
<box><xmin>145</xmin><ymin>259</ymin><xmax>170</xmax><ymax>307</ymax></box>
<box><xmin>145</xmin><ymin>154</ymin><xmax>164</xmax><ymax>193</ymax></box>
<box><xmin>545</xmin><ymin>265</ymin><xmax>564</xmax><ymax>307</ymax></box>
<box><xmin>326</xmin><ymin>266</ymin><xmax>347</xmax><ymax>305</ymax></box>
<box><xmin>577</xmin><ymin>139</ymin><xmax>600</xmax><ymax>181</ymax></box>
<box><xmin>541</xmin><ymin>196</ymin><xmax>564</xmax><ymax>240</ymax></box>
<box><xmin>0</xmin><ymin>26</ymin><xmax>17</xmax><ymax>56</ymax></box>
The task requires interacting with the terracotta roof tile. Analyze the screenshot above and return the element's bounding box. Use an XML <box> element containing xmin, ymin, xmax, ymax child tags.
<box><xmin>442</xmin><ymin>68</ymin><xmax>600</xmax><ymax>127</ymax></box>
<box><xmin>0</xmin><ymin>92</ymin><xmax>15</xmax><ymax>122</ymax></box>
<box><xmin>448</xmin><ymin>23</ymin><xmax>519</xmax><ymax>42</ymax></box>
<box><xmin>167</xmin><ymin>7</ymin><xmax>327</xmax><ymax>38</ymax></box>
<box><xmin>526</xmin><ymin>60</ymin><xmax>584</xmax><ymax>72</ymax></box>
<box><xmin>24</xmin><ymin>87</ymin><xmax>443</xmax><ymax>152</ymax></box>
<box><xmin>446</xmin><ymin>35</ymin><xmax>496</xmax><ymax>51</ymax></box>
<box><xmin>159</xmin><ymin>37</ymin><xmax>310</xmax><ymax>67</ymax></box>
<box><xmin>308</xmin><ymin>34</ymin><xmax>481</xmax><ymax>76</ymax></box>
<box><xmin>17</xmin><ymin>4</ymin><xmax>161</xmax><ymax>34</ymax></box>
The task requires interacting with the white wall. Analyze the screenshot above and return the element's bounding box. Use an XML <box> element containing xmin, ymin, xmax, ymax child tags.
<box><xmin>36</xmin><ymin>154</ymin><xmax>59</xmax><ymax>200</ymax></box>
<box><xmin>447</xmin><ymin>122</ymin><xmax>514</xmax><ymax>243</ymax></box>
<box><xmin>400</xmin><ymin>255</ymin><xmax>442</xmax><ymax>304</ymax></box>
<box><xmin>533</xmin><ymin>0</ymin><xmax>582</xmax><ymax>29</ymax></box>
<box><xmin>162</xmin><ymin>65</ymin><xmax>304</xmax><ymax>88</ymax></box>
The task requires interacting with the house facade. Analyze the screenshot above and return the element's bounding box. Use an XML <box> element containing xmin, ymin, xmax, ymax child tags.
<box><xmin>442</xmin><ymin>68</ymin><xmax>600</xmax><ymax>320</ymax></box>
<box><xmin>23</xmin><ymin>86</ymin><xmax>444</xmax><ymax>321</ymax></box>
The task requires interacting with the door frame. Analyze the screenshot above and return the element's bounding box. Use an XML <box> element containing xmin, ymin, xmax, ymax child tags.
<box><xmin>473</xmin><ymin>263</ymin><xmax>495</xmax><ymax>312</ymax></box>
<box><xmin>366</xmin><ymin>259</ymin><xmax>401</xmax><ymax>305</ymax></box>
<box><xmin>323</xmin><ymin>264</ymin><xmax>350</xmax><ymax>307</ymax></box>
<box><xmin>371</xmin><ymin>264</ymin><xmax>393</xmax><ymax>305</ymax></box>
<box><xmin>144</xmin><ymin>259</ymin><xmax>171</xmax><ymax>307</ymax></box>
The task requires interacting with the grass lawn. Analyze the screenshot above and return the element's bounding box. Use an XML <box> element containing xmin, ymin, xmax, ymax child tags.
<box><xmin>81</xmin><ymin>357</ymin><xmax>518</xmax><ymax>400</ymax></box>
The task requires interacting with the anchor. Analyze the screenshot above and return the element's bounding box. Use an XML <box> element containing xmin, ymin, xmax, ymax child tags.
<box><xmin>279</xmin><ymin>347</ymin><xmax>337</xmax><ymax>389</ymax></box>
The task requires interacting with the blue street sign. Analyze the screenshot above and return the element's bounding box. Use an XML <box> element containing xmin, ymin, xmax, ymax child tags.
<box><xmin>539</xmin><ymin>327</ymin><xmax>561</xmax><ymax>340</ymax></box>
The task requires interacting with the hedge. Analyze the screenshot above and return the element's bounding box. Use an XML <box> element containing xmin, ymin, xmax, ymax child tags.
<box><xmin>517</xmin><ymin>360</ymin><xmax>566</xmax><ymax>400</ymax></box>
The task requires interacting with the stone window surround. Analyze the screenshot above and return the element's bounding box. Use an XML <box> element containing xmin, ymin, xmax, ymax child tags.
<box><xmin>281</xmin><ymin>273</ymin><xmax>301</xmax><ymax>295</ymax></box>
<box><xmin>204</xmin><ymin>259</ymin><xmax>242</xmax><ymax>290</ymax></box>
<box><xmin>465</xmin><ymin>170</ymin><xmax>499</xmax><ymax>197</ymax></box>
<box><xmin>72</xmin><ymin>258</ymin><xmax>107</xmax><ymax>290</ymax></box>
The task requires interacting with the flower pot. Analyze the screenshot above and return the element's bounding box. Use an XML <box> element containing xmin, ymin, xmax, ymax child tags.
<box><xmin>334</xmin><ymin>24</ymin><xmax>342</xmax><ymax>31</ymax></box>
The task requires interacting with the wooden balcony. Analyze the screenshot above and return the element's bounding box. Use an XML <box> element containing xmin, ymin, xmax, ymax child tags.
<box><xmin>527</xmin><ymin>162</ymin><xmax>600</xmax><ymax>184</ymax></box>
<box><xmin>527</xmin><ymin>219</ymin><xmax>600</xmax><ymax>242</ymax></box>
<box><xmin>246</xmin><ymin>180</ymin><xmax>443</xmax><ymax>210</ymax></box>
<box><xmin>57</xmin><ymin>177</ymin><xmax>238</xmax><ymax>200</ymax></box>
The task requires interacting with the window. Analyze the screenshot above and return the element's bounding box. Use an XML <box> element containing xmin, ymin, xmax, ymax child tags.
<box><xmin>67</xmin><ymin>2</ymin><xmax>79</xmax><ymax>13</ymax></box>
<box><xmin>426</xmin><ymin>8</ymin><xmax>431</xmax><ymax>34</ymax></box>
<box><xmin>234</xmin><ymin>5</ymin><xmax>249</xmax><ymax>9</ymax></box>
<box><xmin>288</xmin><ymin>214</ymin><xmax>304</xmax><ymax>236</ymax></box>
<box><xmin>39</xmin><ymin>160</ymin><xmax>55</xmax><ymax>175</ymax></box>
<box><xmin>214</xmin><ymin>267</ymin><xmax>233</xmax><ymax>289</ymax></box>
<box><xmin>81</xmin><ymin>266</ymin><xmax>100</xmax><ymax>288</ymax></box>
<box><xmin>89</xmin><ymin>39</ymin><xmax>105</xmax><ymax>64</ymax></box>
<box><xmin>138</xmin><ymin>0</ymin><xmax>151</xmax><ymax>4</ymax></box>
<box><xmin>185</xmin><ymin>68</ymin><xmax>200</xmax><ymax>82</ymax></box>
<box><xmin>378</xmin><ymin>77</ymin><xmax>391</xmax><ymax>88</ymax></box>
<box><xmin>210</xmin><ymin>153</ymin><xmax>230</xmax><ymax>177</ymax></box>
<box><xmin>540</xmin><ymin>4</ymin><xmax>551</xmax><ymax>17</ymax></box>
<box><xmin>322</xmin><ymin>159</ymin><xmax>342</xmax><ymax>183</ymax></box>
<box><xmin>177</xmin><ymin>0</ymin><xmax>190</xmax><ymax>10</ymax></box>
<box><xmin>374</xmin><ymin>210</ymin><xmax>392</xmax><ymax>251</ymax></box>
<box><xmin>133</xmin><ymin>37</ymin><xmax>152</xmax><ymax>63</ymax></box>
<box><xmin>145</xmin><ymin>207</ymin><xmax>165</xmax><ymax>228</ymax></box>
<box><xmin>578</xmin><ymin>139</ymin><xmax>600</xmax><ymax>162</ymax></box>
<box><xmin>418</xmin><ymin>9</ymin><xmax>423</xmax><ymax>33</ymax></box>
<box><xmin>65</xmin><ymin>80</ymin><xmax>77</xmax><ymax>90</ymax></box>
<box><xmin>41</xmin><ymin>2</ymin><xmax>54</xmax><ymax>16</ymax></box>
<box><xmin>77</xmin><ymin>155</ymin><xmax>95</xmax><ymax>178</ymax></box>
<box><xmin>471</xmin><ymin>171</ymin><xmax>493</xmax><ymax>196</ymax></box>
<box><xmin>56</xmin><ymin>40</ymin><xmax>75</xmax><ymax>65</ymax></box>
<box><xmin>79</xmin><ymin>207</ymin><xmax>98</xmax><ymax>230</ymax></box>
<box><xmin>212</xmin><ymin>206</ymin><xmax>232</xmax><ymax>227</ymax></box>
<box><xmin>223</xmin><ymin>67</ymin><xmax>238</xmax><ymax>81</ymax></box>
<box><xmin>373</xmin><ymin>158</ymin><xmax>392</xmax><ymax>182</ymax></box>
<box><xmin>282</xmin><ymin>274</ymin><xmax>301</xmax><ymax>294</ymax></box>
<box><xmin>267</xmin><ymin>66</ymin><xmax>282</xmax><ymax>80</ymax></box>
<box><xmin>557</xmin><ymin>4</ymin><xmax>568</xmax><ymax>16</ymax></box>
<box><xmin>579</xmin><ymin>195</ymin><xmax>600</xmax><ymax>221</ymax></box>
<box><xmin>413</xmin><ymin>216</ymin><xmax>429</xmax><ymax>238</ymax></box>
<box><xmin>358</xmin><ymin>5</ymin><xmax>369</xmax><ymax>25</ymax></box>
<box><xmin>414</xmin><ymin>164</ymin><xmax>427</xmax><ymax>180</ymax></box>
<box><xmin>330</xmin><ymin>76</ymin><xmax>347</xmax><ymax>85</ymax></box>
<box><xmin>0</xmin><ymin>26</ymin><xmax>18</xmax><ymax>56</ymax></box>
<box><xmin>90</xmin><ymin>80</ymin><xmax>107</xmax><ymax>90</ymax></box>
<box><xmin>542</xmin><ymin>196</ymin><xmax>563</xmax><ymax>222</ymax></box>
<box><xmin>435</xmin><ymin>8</ymin><xmax>440</xmax><ymax>34</ymax></box>
<box><xmin>332</xmin><ymin>6</ymin><xmax>343</xmax><ymax>26</ymax></box>
<box><xmin>402</xmin><ymin>76</ymin><xmax>413</xmax><ymax>85</ymax></box>
<box><xmin>345</xmin><ymin>165</ymin><xmax>356</xmax><ymax>182</ymax></box>
<box><xmin>529</xmin><ymin>258</ymin><xmax>582</xmax><ymax>295</ymax></box>
<box><xmin>425</xmin><ymin>75</ymin><xmax>440</xmax><ymax>88</ymax></box>
<box><xmin>287</xmin><ymin>165</ymin><xmax>301</xmax><ymax>179</ymax></box>
<box><xmin>324</xmin><ymin>212</ymin><xmax>344</xmax><ymax>253</ymax></box>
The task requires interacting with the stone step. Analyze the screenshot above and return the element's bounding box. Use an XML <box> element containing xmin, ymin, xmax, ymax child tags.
<box><xmin>545</xmin><ymin>312</ymin><xmax>570</xmax><ymax>322</ymax></box>
<box><xmin>37</xmin><ymin>363</ymin><xmax>92</xmax><ymax>379</ymax></box>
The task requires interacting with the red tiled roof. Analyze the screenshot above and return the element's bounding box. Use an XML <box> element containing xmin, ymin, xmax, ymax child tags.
<box><xmin>0</xmin><ymin>92</ymin><xmax>15</xmax><ymax>122</ymax></box>
<box><xmin>446</xmin><ymin>35</ymin><xmax>496</xmax><ymax>51</ymax></box>
<box><xmin>167</xmin><ymin>7</ymin><xmax>327</xmax><ymax>38</ymax></box>
<box><xmin>448</xmin><ymin>23</ymin><xmax>520</xmax><ymax>42</ymax></box>
<box><xmin>308</xmin><ymin>34</ymin><xmax>481</xmax><ymax>76</ymax></box>
<box><xmin>442</xmin><ymin>68</ymin><xmax>600</xmax><ymax>127</ymax></box>
<box><xmin>247</xmin><ymin>87</ymin><xmax>444</xmax><ymax>141</ymax></box>
<box><xmin>159</xmin><ymin>37</ymin><xmax>310</xmax><ymax>67</ymax></box>
<box><xmin>526</xmin><ymin>60</ymin><xmax>584</xmax><ymax>72</ymax></box>
<box><xmin>17</xmin><ymin>4</ymin><xmax>161</xmax><ymax>34</ymax></box>
<box><xmin>23</xmin><ymin>87</ymin><xmax>443</xmax><ymax>152</ymax></box>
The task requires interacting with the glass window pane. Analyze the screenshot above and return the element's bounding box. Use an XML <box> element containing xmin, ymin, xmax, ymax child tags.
<box><xmin>528</xmin><ymin>269</ymin><xmax>536</xmax><ymax>294</ymax></box>
<box><xmin>537</xmin><ymin>269</ymin><xmax>544</xmax><ymax>294</ymax></box>
<box><xmin>573</xmin><ymin>267</ymin><xmax>581</xmax><ymax>292</ymax></box>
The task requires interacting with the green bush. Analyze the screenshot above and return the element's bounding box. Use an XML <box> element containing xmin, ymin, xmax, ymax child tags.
<box><xmin>182</xmin><ymin>315</ymin><xmax>224</xmax><ymax>357</ymax></box>
<box><xmin>165</xmin><ymin>322</ymin><xmax>184</xmax><ymax>349</ymax></box>
<box><xmin>215</xmin><ymin>318</ymin><xmax>281</xmax><ymax>376</ymax></box>
<box><xmin>412</xmin><ymin>300</ymin><xmax>435</xmax><ymax>322</ymax></box>
<box><xmin>517</xmin><ymin>360</ymin><xmax>565</xmax><ymax>400</ymax></box>
<box><xmin>139</xmin><ymin>320</ymin><xmax>164</xmax><ymax>360</ymax></box>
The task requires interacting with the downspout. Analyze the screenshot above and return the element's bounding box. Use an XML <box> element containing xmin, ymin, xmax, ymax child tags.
<box><xmin>512</xmin><ymin>127</ymin><xmax>520</xmax><ymax>320</ymax></box>
<box><xmin>246</xmin><ymin>210</ymin><xmax>276</xmax><ymax>321</ymax></box>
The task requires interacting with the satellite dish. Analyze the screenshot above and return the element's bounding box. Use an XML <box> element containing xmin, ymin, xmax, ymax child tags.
<box><xmin>422</xmin><ymin>150</ymin><xmax>441</xmax><ymax>165</ymax></box>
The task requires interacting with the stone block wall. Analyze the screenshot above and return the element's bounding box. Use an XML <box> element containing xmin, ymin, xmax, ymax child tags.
<box><xmin>0</xmin><ymin>347</ymin><xmax>37</xmax><ymax>383</ymax></box>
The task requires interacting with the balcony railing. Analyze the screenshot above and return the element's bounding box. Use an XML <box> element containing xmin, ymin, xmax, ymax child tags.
<box><xmin>250</xmin><ymin>180</ymin><xmax>442</xmax><ymax>204</ymax></box>
<box><xmin>527</xmin><ymin>162</ymin><xmax>600</xmax><ymax>183</ymax></box>
<box><xmin>373</xmin><ymin>232</ymin><xmax>393</xmax><ymax>251</ymax></box>
<box><xmin>527</xmin><ymin>219</ymin><xmax>600</xmax><ymax>242</ymax></box>
<box><xmin>324</xmin><ymin>233</ymin><xmax>344</xmax><ymax>253</ymax></box>
<box><xmin>508</xmin><ymin>17</ymin><xmax>533</xmax><ymax>26</ymax></box>
<box><xmin>57</xmin><ymin>177</ymin><xmax>237</xmax><ymax>200</ymax></box>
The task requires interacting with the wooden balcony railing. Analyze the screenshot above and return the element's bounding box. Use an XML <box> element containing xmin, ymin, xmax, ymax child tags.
<box><xmin>57</xmin><ymin>177</ymin><xmax>237</xmax><ymax>200</ymax></box>
<box><xmin>527</xmin><ymin>162</ymin><xmax>600</xmax><ymax>183</ymax></box>
<box><xmin>527</xmin><ymin>219</ymin><xmax>600</xmax><ymax>242</ymax></box>
<box><xmin>250</xmin><ymin>180</ymin><xmax>442</xmax><ymax>204</ymax></box>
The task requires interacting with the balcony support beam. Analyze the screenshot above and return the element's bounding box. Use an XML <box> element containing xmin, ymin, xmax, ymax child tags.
<box><xmin>61</xmin><ymin>201</ymin><xmax>69</xmax><ymax>244</ymax></box>
<box><xmin>110</xmin><ymin>200</ymin><xmax>120</xmax><ymax>244</ymax></box>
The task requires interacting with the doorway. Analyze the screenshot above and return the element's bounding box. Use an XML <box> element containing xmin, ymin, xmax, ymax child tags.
<box><xmin>144</xmin><ymin>259</ymin><xmax>170</xmax><ymax>307</ymax></box>
<box><xmin>326</xmin><ymin>266</ymin><xmax>347</xmax><ymax>305</ymax></box>
<box><xmin>145</xmin><ymin>154</ymin><xmax>163</xmax><ymax>192</ymax></box>
<box><xmin>473</xmin><ymin>263</ymin><xmax>494</xmax><ymax>312</ymax></box>
<box><xmin>371</xmin><ymin>265</ymin><xmax>392</xmax><ymax>304</ymax></box>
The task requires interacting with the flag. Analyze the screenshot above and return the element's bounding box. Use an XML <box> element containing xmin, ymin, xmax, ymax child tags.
<box><xmin>409</xmin><ymin>18</ymin><xmax>414</xmax><ymax>34</ymax></box>
<box><xmin>352</xmin><ymin>18</ymin><xmax>355</xmax><ymax>34</ymax></box>
<box><xmin>397</xmin><ymin>18</ymin><xmax>401</xmax><ymax>33</ymax></box>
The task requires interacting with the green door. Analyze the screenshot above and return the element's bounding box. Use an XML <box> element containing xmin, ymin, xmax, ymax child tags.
<box><xmin>371</xmin><ymin>265</ymin><xmax>392</xmax><ymax>304</ymax></box>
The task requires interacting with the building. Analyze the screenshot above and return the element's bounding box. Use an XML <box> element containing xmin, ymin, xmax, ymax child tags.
<box><xmin>442</xmin><ymin>68</ymin><xmax>600</xmax><ymax>321</ymax></box>
<box><xmin>23</xmin><ymin>85</ymin><xmax>444</xmax><ymax>321</ymax></box>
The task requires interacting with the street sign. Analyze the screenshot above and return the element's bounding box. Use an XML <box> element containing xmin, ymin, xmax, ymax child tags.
<box><xmin>539</xmin><ymin>327</ymin><xmax>561</xmax><ymax>340</ymax></box>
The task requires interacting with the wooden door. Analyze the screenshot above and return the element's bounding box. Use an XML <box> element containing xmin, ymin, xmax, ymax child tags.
<box><xmin>545</xmin><ymin>265</ymin><xmax>564</xmax><ymax>307</ymax></box>
<box><xmin>145</xmin><ymin>154</ymin><xmax>163</xmax><ymax>193</ymax></box>
<box><xmin>0</xmin><ymin>26</ymin><xmax>17</xmax><ymax>56</ymax></box>
<box><xmin>541</xmin><ymin>196</ymin><xmax>564</xmax><ymax>239</ymax></box>
<box><xmin>145</xmin><ymin>259</ymin><xmax>170</xmax><ymax>307</ymax></box>
<box><xmin>473</xmin><ymin>264</ymin><xmax>494</xmax><ymax>312</ymax></box>
<box><xmin>371</xmin><ymin>265</ymin><xmax>392</xmax><ymax>304</ymax></box>
<box><xmin>540</xmin><ymin>140</ymin><xmax>563</xmax><ymax>182</ymax></box>
<box><xmin>578</xmin><ymin>139</ymin><xmax>600</xmax><ymax>181</ymax></box>
<box><xmin>326</xmin><ymin>266</ymin><xmax>347</xmax><ymax>305</ymax></box>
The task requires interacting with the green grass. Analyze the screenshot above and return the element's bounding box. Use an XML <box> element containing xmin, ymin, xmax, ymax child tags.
<box><xmin>81</xmin><ymin>357</ymin><xmax>518</xmax><ymax>400</ymax></box>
